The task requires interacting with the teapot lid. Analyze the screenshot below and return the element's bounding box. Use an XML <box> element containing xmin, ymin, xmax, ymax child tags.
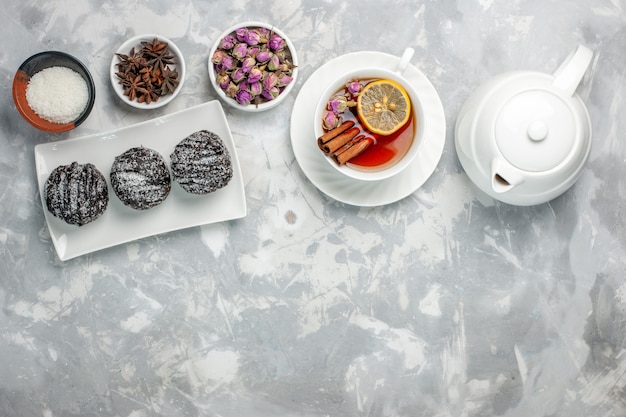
<box><xmin>495</xmin><ymin>89</ymin><xmax>583</xmax><ymax>172</ymax></box>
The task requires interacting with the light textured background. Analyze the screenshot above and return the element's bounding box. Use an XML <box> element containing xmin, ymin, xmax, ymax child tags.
<box><xmin>1</xmin><ymin>1</ymin><xmax>625</xmax><ymax>416</ymax></box>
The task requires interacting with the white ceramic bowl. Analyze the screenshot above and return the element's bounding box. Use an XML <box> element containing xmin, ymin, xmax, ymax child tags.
<box><xmin>313</xmin><ymin>67</ymin><xmax>424</xmax><ymax>181</ymax></box>
<box><xmin>208</xmin><ymin>21</ymin><xmax>299</xmax><ymax>112</ymax></box>
<box><xmin>110</xmin><ymin>34</ymin><xmax>186</xmax><ymax>109</ymax></box>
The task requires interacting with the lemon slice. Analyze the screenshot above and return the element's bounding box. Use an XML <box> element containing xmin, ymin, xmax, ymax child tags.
<box><xmin>356</xmin><ymin>79</ymin><xmax>411</xmax><ymax>135</ymax></box>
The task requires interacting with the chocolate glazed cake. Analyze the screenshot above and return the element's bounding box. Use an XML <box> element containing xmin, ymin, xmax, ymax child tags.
<box><xmin>110</xmin><ymin>147</ymin><xmax>171</xmax><ymax>210</ymax></box>
<box><xmin>44</xmin><ymin>162</ymin><xmax>109</xmax><ymax>226</ymax></box>
<box><xmin>170</xmin><ymin>130</ymin><xmax>233</xmax><ymax>194</ymax></box>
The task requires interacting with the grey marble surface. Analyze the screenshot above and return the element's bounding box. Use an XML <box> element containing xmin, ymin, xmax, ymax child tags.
<box><xmin>1</xmin><ymin>0</ymin><xmax>625</xmax><ymax>416</ymax></box>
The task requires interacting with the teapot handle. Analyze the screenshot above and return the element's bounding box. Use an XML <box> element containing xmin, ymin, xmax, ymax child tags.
<box><xmin>553</xmin><ymin>45</ymin><xmax>593</xmax><ymax>97</ymax></box>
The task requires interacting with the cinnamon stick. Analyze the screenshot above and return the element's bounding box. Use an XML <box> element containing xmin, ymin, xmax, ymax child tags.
<box><xmin>317</xmin><ymin>120</ymin><xmax>355</xmax><ymax>147</ymax></box>
<box><xmin>321</xmin><ymin>127</ymin><xmax>360</xmax><ymax>154</ymax></box>
<box><xmin>333</xmin><ymin>134</ymin><xmax>365</xmax><ymax>157</ymax></box>
<box><xmin>332</xmin><ymin>137</ymin><xmax>374</xmax><ymax>165</ymax></box>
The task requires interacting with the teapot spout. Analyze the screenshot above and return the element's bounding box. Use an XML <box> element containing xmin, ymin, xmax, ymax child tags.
<box><xmin>491</xmin><ymin>158</ymin><xmax>524</xmax><ymax>194</ymax></box>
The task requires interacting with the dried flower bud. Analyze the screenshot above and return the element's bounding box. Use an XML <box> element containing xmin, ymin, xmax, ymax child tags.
<box><xmin>236</xmin><ymin>89</ymin><xmax>253</xmax><ymax>105</ymax></box>
<box><xmin>231</xmin><ymin>68</ymin><xmax>246</xmax><ymax>83</ymax></box>
<box><xmin>244</xmin><ymin>29</ymin><xmax>261</xmax><ymax>46</ymax></box>
<box><xmin>268</xmin><ymin>54</ymin><xmax>280</xmax><ymax>71</ymax></box>
<box><xmin>234</xmin><ymin>28</ymin><xmax>248</xmax><ymax>42</ymax></box>
<box><xmin>241</xmin><ymin>57</ymin><xmax>256</xmax><ymax>73</ymax></box>
<box><xmin>211</xmin><ymin>49</ymin><xmax>228</xmax><ymax>65</ymax></box>
<box><xmin>217</xmin><ymin>73</ymin><xmax>230</xmax><ymax>90</ymax></box>
<box><xmin>221</xmin><ymin>55</ymin><xmax>236</xmax><ymax>71</ymax></box>
<box><xmin>256</xmin><ymin>50</ymin><xmax>272</xmax><ymax>63</ymax></box>
<box><xmin>249</xmin><ymin>81</ymin><xmax>262</xmax><ymax>96</ymax></box>
<box><xmin>219</xmin><ymin>35</ymin><xmax>236</xmax><ymax>50</ymax></box>
<box><xmin>225</xmin><ymin>82</ymin><xmax>238</xmax><ymax>98</ymax></box>
<box><xmin>268</xmin><ymin>34</ymin><xmax>286</xmax><ymax>52</ymax></box>
<box><xmin>322</xmin><ymin>110</ymin><xmax>342</xmax><ymax>130</ymax></box>
<box><xmin>247</xmin><ymin>46</ymin><xmax>260</xmax><ymax>58</ymax></box>
<box><xmin>262</xmin><ymin>86</ymin><xmax>280</xmax><ymax>101</ymax></box>
<box><xmin>277</xmin><ymin>73</ymin><xmax>293</xmax><ymax>87</ymax></box>
<box><xmin>263</xmin><ymin>72</ymin><xmax>278</xmax><ymax>90</ymax></box>
<box><xmin>346</xmin><ymin>79</ymin><xmax>362</xmax><ymax>96</ymax></box>
<box><xmin>258</xmin><ymin>27</ymin><xmax>271</xmax><ymax>40</ymax></box>
<box><xmin>232</xmin><ymin>43</ymin><xmax>248</xmax><ymax>60</ymax></box>
<box><xmin>247</xmin><ymin>67</ymin><xmax>263</xmax><ymax>84</ymax></box>
<box><xmin>327</xmin><ymin>95</ymin><xmax>348</xmax><ymax>114</ymax></box>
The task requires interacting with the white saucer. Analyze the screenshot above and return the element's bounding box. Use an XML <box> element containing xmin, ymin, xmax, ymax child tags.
<box><xmin>290</xmin><ymin>51</ymin><xmax>446</xmax><ymax>206</ymax></box>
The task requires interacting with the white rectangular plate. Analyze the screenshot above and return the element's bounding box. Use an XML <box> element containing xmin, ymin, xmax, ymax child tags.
<box><xmin>34</xmin><ymin>100</ymin><xmax>247</xmax><ymax>261</ymax></box>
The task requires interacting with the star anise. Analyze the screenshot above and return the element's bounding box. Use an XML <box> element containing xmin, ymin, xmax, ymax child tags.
<box><xmin>140</xmin><ymin>38</ymin><xmax>169</xmax><ymax>57</ymax></box>
<box><xmin>137</xmin><ymin>89</ymin><xmax>159</xmax><ymax>104</ymax></box>
<box><xmin>122</xmin><ymin>75</ymin><xmax>146</xmax><ymax>101</ymax></box>
<box><xmin>114</xmin><ymin>37</ymin><xmax>180</xmax><ymax>104</ymax></box>
<box><xmin>115</xmin><ymin>48</ymin><xmax>145</xmax><ymax>75</ymax></box>
<box><xmin>148</xmin><ymin>52</ymin><xmax>175</xmax><ymax>72</ymax></box>
<box><xmin>159</xmin><ymin>68</ymin><xmax>179</xmax><ymax>96</ymax></box>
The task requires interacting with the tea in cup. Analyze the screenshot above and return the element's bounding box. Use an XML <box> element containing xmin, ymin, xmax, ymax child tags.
<box><xmin>313</xmin><ymin>48</ymin><xmax>424</xmax><ymax>181</ymax></box>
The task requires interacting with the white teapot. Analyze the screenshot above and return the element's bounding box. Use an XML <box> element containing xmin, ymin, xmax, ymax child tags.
<box><xmin>455</xmin><ymin>45</ymin><xmax>593</xmax><ymax>206</ymax></box>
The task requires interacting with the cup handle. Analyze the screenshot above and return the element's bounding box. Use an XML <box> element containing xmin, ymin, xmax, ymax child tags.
<box><xmin>396</xmin><ymin>47</ymin><xmax>415</xmax><ymax>74</ymax></box>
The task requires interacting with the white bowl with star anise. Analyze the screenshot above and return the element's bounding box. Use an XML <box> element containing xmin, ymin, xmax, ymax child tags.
<box><xmin>110</xmin><ymin>34</ymin><xmax>186</xmax><ymax>109</ymax></box>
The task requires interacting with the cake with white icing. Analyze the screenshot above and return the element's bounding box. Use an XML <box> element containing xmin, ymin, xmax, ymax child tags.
<box><xmin>169</xmin><ymin>130</ymin><xmax>233</xmax><ymax>194</ymax></box>
<box><xmin>44</xmin><ymin>162</ymin><xmax>109</xmax><ymax>226</ymax></box>
<box><xmin>110</xmin><ymin>147</ymin><xmax>171</xmax><ymax>210</ymax></box>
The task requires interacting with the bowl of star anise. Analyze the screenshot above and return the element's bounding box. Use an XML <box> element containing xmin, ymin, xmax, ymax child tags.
<box><xmin>110</xmin><ymin>34</ymin><xmax>185</xmax><ymax>109</ymax></box>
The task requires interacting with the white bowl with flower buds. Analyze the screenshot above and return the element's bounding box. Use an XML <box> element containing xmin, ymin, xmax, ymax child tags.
<box><xmin>208</xmin><ymin>21</ymin><xmax>298</xmax><ymax>112</ymax></box>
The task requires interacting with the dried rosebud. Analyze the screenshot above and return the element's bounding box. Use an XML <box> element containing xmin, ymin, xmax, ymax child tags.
<box><xmin>232</xmin><ymin>43</ymin><xmax>248</xmax><ymax>60</ymax></box>
<box><xmin>277</xmin><ymin>73</ymin><xmax>293</xmax><ymax>87</ymax></box>
<box><xmin>236</xmin><ymin>87</ymin><xmax>253</xmax><ymax>105</ymax></box>
<box><xmin>211</xmin><ymin>49</ymin><xmax>229</xmax><ymax>65</ymax></box>
<box><xmin>247</xmin><ymin>67</ymin><xmax>263</xmax><ymax>84</ymax></box>
<box><xmin>256</xmin><ymin>50</ymin><xmax>272</xmax><ymax>63</ymax></box>
<box><xmin>244</xmin><ymin>29</ymin><xmax>261</xmax><ymax>46</ymax></box>
<box><xmin>219</xmin><ymin>35</ymin><xmax>236</xmax><ymax>50</ymax></box>
<box><xmin>273</xmin><ymin>50</ymin><xmax>287</xmax><ymax>61</ymax></box>
<box><xmin>247</xmin><ymin>46</ymin><xmax>260</xmax><ymax>58</ymax></box>
<box><xmin>322</xmin><ymin>110</ymin><xmax>342</xmax><ymax>130</ymax></box>
<box><xmin>263</xmin><ymin>72</ymin><xmax>278</xmax><ymax>90</ymax></box>
<box><xmin>217</xmin><ymin>73</ymin><xmax>230</xmax><ymax>90</ymax></box>
<box><xmin>231</xmin><ymin>68</ymin><xmax>246</xmax><ymax>83</ymax></box>
<box><xmin>261</xmin><ymin>86</ymin><xmax>280</xmax><ymax>101</ymax></box>
<box><xmin>346</xmin><ymin>79</ymin><xmax>362</xmax><ymax>96</ymax></box>
<box><xmin>234</xmin><ymin>28</ymin><xmax>248</xmax><ymax>42</ymax></box>
<box><xmin>225</xmin><ymin>82</ymin><xmax>238</xmax><ymax>98</ymax></box>
<box><xmin>327</xmin><ymin>95</ymin><xmax>348</xmax><ymax>113</ymax></box>
<box><xmin>221</xmin><ymin>55</ymin><xmax>236</xmax><ymax>71</ymax></box>
<box><xmin>268</xmin><ymin>34</ymin><xmax>286</xmax><ymax>52</ymax></box>
<box><xmin>241</xmin><ymin>57</ymin><xmax>256</xmax><ymax>73</ymax></box>
<box><xmin>249</xmin><ymin>80</ymin><xmax>262</xmax><ymax>96</ymax></box>
<box><xmin>268</xmin><ymin>54</ymin><xmax>280</xmax><ymax>71</ymax></box>
<box><xmin>258</xmin><ymin>27</ymin><xmax>271</xmax><ymax>40</ymax></box>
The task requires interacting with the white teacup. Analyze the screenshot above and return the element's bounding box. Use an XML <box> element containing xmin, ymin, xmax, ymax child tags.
<box><xmin>313</xmin><ymin>48</ymin><xmax>424</xmax><ymax>181</ymax></box>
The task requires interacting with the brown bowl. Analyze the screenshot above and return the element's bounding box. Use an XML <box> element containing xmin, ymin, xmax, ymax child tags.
<box><xmin>12</xmin><ymin>51</ymin><xmax>96</xmax><ymax>132</ymax></box>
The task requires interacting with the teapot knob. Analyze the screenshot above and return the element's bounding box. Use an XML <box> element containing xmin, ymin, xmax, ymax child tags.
<box><xmin>527</xmin><ymin>120</ymin><xmax>549</xmax><ymax>141</ymax></box>
<box><xmin>553</xmin><ymin>45</ymin><xmax>593</xmax><ymax>97</ymax></box>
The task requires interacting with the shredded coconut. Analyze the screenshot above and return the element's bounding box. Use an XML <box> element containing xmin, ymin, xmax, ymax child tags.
<box><xmin>26</xmin><ymin>66</ymin><xmax>89</xmax><ymax>124</ymax></box>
